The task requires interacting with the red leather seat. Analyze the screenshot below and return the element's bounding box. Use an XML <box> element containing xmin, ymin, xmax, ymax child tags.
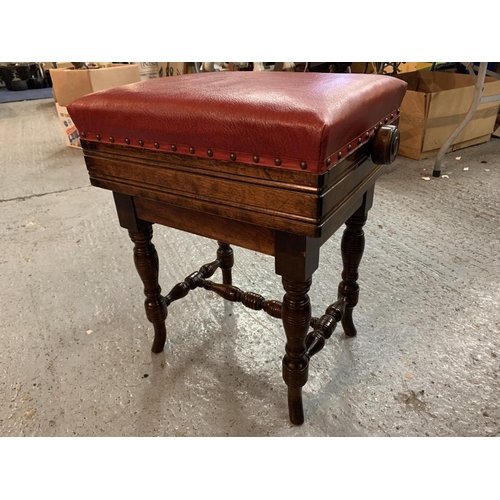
<box><xmin>68</xmin><ymin>71</ymin><xmax>407</xmax><ymax>174</ymax></box>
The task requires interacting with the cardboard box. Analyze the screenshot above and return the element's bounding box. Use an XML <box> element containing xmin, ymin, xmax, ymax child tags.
<box><xmin>50</xmin><ymin>63</ymin><xmax>141</xmax><ymax>107</ymax></box>
<box><xmin>494</xmin><ymin>109</ymin><xmax>500</xmax><ymax>138</ymax></box>
<box><xmin>397</xmin><ymin>62</ymin><xmax>432</xmax><ymax>73</ymax></box>
<box><xmin>133</xmin><ymin>62</ymin><xmax>188</xmax><ymax>80</ymax></box>
<box><xmin>55</xmin><ymin>102</ymin><xmax>81</xmax><ymax>148</ymax></box>
<box><xmin>44</xmin><ymin>62</ymin><xmax>74</xmax><ymax>71</ymax></box>
<box><xmin>350</xmin><ymin>62</ymin><xmax>432</xmax><ymax>75</ymax></box>
<box><xmin>158</xmin><ymin>62</ymin><xmax>188</xmax><ymax>77</ymax></box>
<box><xmin>135</xmin><ymin>62</ymin><xmax>160</xmax><ymax>80</ymax></box>
<box><xmin>395</xmin><ymin>71</ymin><xmax>500</xmax><ymax>159</ymax></box>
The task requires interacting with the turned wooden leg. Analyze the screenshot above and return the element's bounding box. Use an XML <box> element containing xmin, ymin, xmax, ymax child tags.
<box><xmin>275</xmin><ymin>232</ymin><xmax>320</xmax><ymax>425</ymax></box>
<box><xmin>337</xmin><ymin>205</ymin><xmax>368</xmax><ymax>337</ymax></box>
<box><xmin>128</xmin><ymin>225</ymin><xmax>168</xmax><ymax>353</ymax></box>
<box><xmin>281</xmin><ymin>277</ymin><xmax>312</xmax><ymax>425</ymax></box>
<box><xmin>217</xmin><ymin>241</ymin><xmax>233</xmax><ymax>285</ymax></box>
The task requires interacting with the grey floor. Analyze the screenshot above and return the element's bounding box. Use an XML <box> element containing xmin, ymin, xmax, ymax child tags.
<box><xmin>1</xmin><ymin>98</ymin><xmax>499</xmax><ymax>437</ymax></box>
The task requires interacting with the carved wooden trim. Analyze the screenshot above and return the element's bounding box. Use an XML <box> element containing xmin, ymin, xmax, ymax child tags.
<box><xmin>305</xmin><ymin>297</ymin><xmax>346</xmax><ymax>358</ymax></box>
<box><xmin>164</xmin><ymin>259</ymin><xmax>221</xmax><ymax>306</ymax></box>
<box><xmin>202</xmin><ymin>281</ymin><xmax>282</xmax><ymax>319</ymax></box>
<box><xmin>216</xmin><ymin>242</ymin><xmax>234</xmax><ymax>285</ymax></box>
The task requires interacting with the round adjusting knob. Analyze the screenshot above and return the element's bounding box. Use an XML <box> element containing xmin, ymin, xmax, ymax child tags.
<box><xmin>371</xmin><ymin>124</ymin><xmax>400</xmax><ymax>165</ymax></box>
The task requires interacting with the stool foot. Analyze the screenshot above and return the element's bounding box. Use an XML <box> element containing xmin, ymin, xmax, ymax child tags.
<box><xmin>217</xmin><ymin>241</ymin><xmax>233</xmax><ymax>285</ymax></box>
<box><xmin>281</xmin><ymin>277</ymin><xmax>311</xmax><ymax>426</ymax></box>
<box><xmin>128</xmin><ymin>225</ymin><xmax>168</xmax><ymax>353</ymax></box>
<box><xmin>337</xmin><ymin>209</ymin><xmax>367</xmax><ymax>338</ymax></box>
<box><xmin>151</xmin><ymin>323</ymin><xmax>167</xmax><ymax>354</ymax></box>
<box><xmin>341</xmin><ymin>307</ymin><xmax>357</xmax><ymax>338</ymax></box>
<box><xmin>288</xmin><ymin>387</ymin><xmax>305</xmax><ymax>425</ymax></box>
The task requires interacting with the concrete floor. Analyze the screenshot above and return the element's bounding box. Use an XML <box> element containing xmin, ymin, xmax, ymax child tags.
<box><xmin>1</xmin><ymin>97</ymin><xmax>499</xmax><ymax>437</ymax></box>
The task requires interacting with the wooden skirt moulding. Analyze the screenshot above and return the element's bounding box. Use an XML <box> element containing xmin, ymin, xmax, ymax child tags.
<box><xmin>68</xmin><ymin>71</ymin><xmax>407</xmax><ymax>426</ymax></box>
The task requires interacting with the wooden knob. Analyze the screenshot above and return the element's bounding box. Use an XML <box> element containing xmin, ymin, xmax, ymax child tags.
<box><xmin>371</xmin><ymin>124</ymin><xmax>400</xmax><ymax>165</ymax></box>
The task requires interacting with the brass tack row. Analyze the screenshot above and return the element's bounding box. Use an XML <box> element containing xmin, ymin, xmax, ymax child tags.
<box><xmin>83</xmin><ymin>134</ymin><xmax>324</xmax><ymax>171</ymax></box>
<box><xmin>323</xmin><ymin>108</ymin><xmax>400</xmax><ymax>168</ymax></box>
<box><xmin>83</xmin><ymin>107</ymin><xmax>399</xmax><ymax>171</ymax></box>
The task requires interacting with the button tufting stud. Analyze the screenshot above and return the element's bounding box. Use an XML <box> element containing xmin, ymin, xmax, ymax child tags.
<box><xmin>253</xmin><ymin>155</ymin><xmax>260</xmax><ymax>163</ymax></box>
<box><xmin>96</xmin><ymin>134</ymin><xmax>101</xmax><ymax>141</ymax></box>
<box><xmin>384</xmin><ymin>117</ymin><xmax>389</xmax><ymax>123</ymax></box>
<box><xmin>326</xmin><ymin>158</ymin><xmax>331</xmax><ymax>167</ymax></box>
<box><xmin>230</xmin><ymin>153</ymin><xmax>236</xmax><ymax>161</ymax></box>
<box><xmin>154</xmin><ymin>142</ymin><xmax>159</xmax><ymax>149</ymax></box>
<box><xmin>207</xmin><ymin>149</ymin><xmax>213</xmax><ymax>157</ymax></box>
<box><xmin>338</xmin><ymin>152</ymin><xmax>342</xmax><ymax>160</ymax></box>
<box><xmin>397</xmin><ymin>109</ymin><xmax>400</xmax><ymax>115</ymax></box>
<box><xmin>81</xmin><ymin>132</ymin><xmax>86</xmax><ymax>138</ymax></box>
<box><xmin>300</xmin><ymin>161</ymin><xmax>307</xmax><ymax>170</ymax></box>
<box><xmin>139</xmin><ymin>140</ymin><xmax>144</xmax><ymax>147</ymax></box>
<box><xmin>109</xmin><ymin>136</ymin><xmax>114</xmax><ymax>143</ymax></box>
<box><xmin>171</xmin><ymin>144</ymin><xmax>177</xmax><ymax>151</ymax></box>
<box><xmin>358</xmin><ymin>137</ymin><xmax>362</xmax><ymax>144</ymax></box>
<box><xmin>189</xmin><ymin>147</ymin><xmax>195</xmax><ymax>154</ymax></box>
<box><xmin>380</xmin><ymin>121</ymin><xmax>383</xmax><ymax>127</ymax></box>
<box><xmin>390</xmin><ymin>114</ymin><xmax>394</xmax><ymax>119</ymax></box>
<box><xmin>125</xmin><ymin>138</ymin><xmax>130</xmax><ymax>144</ymax></box>
<box><xmin>365</xmin><ymin>132</ymin><xmax>369</xmax><ymax>139</ymax></box>
<box><xmin>348</xmin><ymin>144</ymin><xmax>352</xmax><ymax>152</ymax></box>
<box><xmin>274</xmin><ymin>158</ymin><xmax>282</xmax><ymax>166</ymax></box>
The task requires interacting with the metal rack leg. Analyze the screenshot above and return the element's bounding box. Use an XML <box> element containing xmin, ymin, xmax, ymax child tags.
<box><xmin>432</xmin><ymin>62</ymin><xmax>488</xmax><ymax>177</ymax></box>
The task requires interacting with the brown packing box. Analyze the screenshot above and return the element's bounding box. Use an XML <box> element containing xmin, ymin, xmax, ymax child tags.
<box><xmin>55</xmin><ymin>102</ymin><xmax>81</xmax><ymax>148</ymax></box>
<box><xmin>158</xmin><ymin>62</ymin><xmax>188</xmax><ymax>77</ymax></box>
<box><xmin>50</xmin><ymin>63</ymin><xmax>141</xmax><ymax>107</ymax></box>
<box><xmin>134</xmin><ymin>62</ymin><xmax>160</xmax><ymax>80</ymax></box>
<box><xmin>350</xmin><ymin>62</ymin><xmax>432</xmax><ymax>75</ymax></box>
<box><xmin>397</xmin><ymin>62</ymin><xmax>432</xmax><ymax>73</ymax></box>
<box><xmin>395</xmin><ymin>71</ymin><xmax>500</xmax><ymax>160</ymax></box>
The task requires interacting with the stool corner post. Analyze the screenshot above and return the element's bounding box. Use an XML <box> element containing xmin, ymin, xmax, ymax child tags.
<box><xmin>127</xmin><ymin>222</ymin><xmax>168</xmax><ymax>354</ymax></box>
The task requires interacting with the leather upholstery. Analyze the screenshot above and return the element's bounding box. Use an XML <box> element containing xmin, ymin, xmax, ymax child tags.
<box><xmin>68</xmin><ymin>72</ymin><xmax>407</xmax><ymax>173</ymax></box>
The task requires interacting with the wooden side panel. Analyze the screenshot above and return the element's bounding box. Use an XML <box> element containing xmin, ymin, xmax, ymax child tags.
<box><xmin>134</xmin><ymin>198</ymin><xmax>276</xmax><ymax>256</ymax></box>
<box><xmin>81</xmin><ymin>141</ymin><xmax>380</xmax><ymax>239</ymax></box>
